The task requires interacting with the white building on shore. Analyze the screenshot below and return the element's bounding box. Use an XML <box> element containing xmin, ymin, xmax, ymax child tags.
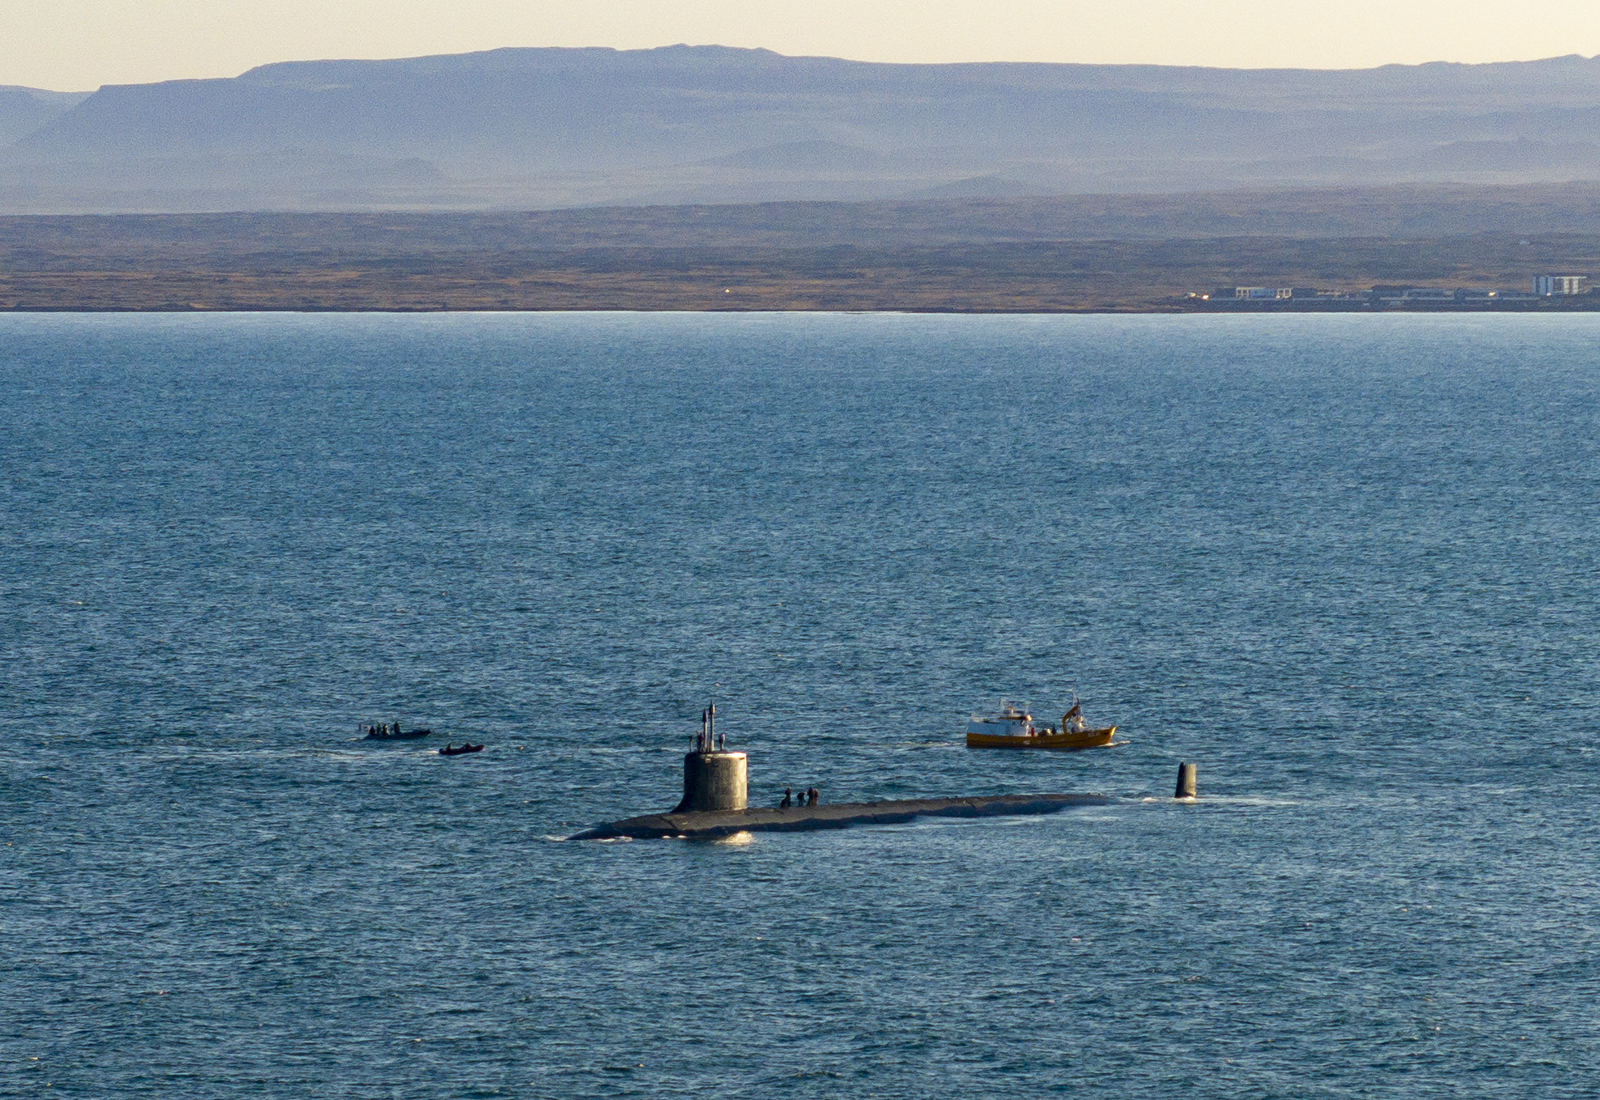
<box><xmin>1533</xmin><ymin>275</ymin><xmax>1588</xmax><ymax>296</ymax></box>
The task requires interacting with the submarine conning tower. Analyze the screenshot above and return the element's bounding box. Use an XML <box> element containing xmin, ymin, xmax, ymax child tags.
<box><xmin>677</xmin><ymin>750</ymin><xmax>749</xmax><ymax>812</ymax></box>
<box><xmin>672</xmin><ymin>701</ymin><xmax>748</xmax><ymax>813</ymax></box>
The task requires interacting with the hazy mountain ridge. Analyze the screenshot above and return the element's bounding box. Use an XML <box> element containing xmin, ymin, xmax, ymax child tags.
<box><xmin>6</xmin><ymin>46</ymin><xmax>1600</xmax><ymax>213</ymax></box>
<box><xmin>0</xmin><ymin>86</ymin><xmax>90</xmax><ymax>147</ymax></box>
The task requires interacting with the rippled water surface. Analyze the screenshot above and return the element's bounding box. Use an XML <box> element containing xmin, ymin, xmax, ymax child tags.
<box><xmin>3</xmin><ymin>312</ymin><xmax>1598</xmax><ymax>1097</ymax></box>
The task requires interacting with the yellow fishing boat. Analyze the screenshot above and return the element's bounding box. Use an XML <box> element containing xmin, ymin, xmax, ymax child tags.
<box><xmin>965</xmin><ymin>701</ymin><xmax>1118</xmax><ymax>750</ymax></box>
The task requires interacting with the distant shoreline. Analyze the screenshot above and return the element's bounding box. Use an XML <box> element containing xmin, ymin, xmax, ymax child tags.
<box><xmin>4</xmin><ymin>207</ymin><xmax>1599</xmax><ymax>314</ymax></box>
<box><xmin>6</xmin><ymin>303</ymin><xmax>1600</xmax><ymax>315</ymax></box>
<box><xmin>6</xmin><ymin>281</ymin><xmax>1598</xmax><ymax>315</ymax></box>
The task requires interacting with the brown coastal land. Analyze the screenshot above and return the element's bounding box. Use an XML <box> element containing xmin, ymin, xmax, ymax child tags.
<box><xmin>4</xmin><ymin>187</ymin><xmax>1600</xmax><ymax>312</ymax></box>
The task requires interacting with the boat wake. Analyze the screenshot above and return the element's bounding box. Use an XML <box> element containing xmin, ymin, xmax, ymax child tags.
<box><xmin>1136</xmin><ymin>795</ymin><xmax>1300</xmax><ymax>807</ymax></box>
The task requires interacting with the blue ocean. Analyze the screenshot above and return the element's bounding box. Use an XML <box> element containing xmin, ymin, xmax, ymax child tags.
<box><xmin>3</xmin><ymin>312</ymin><xmax>1597</xmax><ymax>1097</ymax></box>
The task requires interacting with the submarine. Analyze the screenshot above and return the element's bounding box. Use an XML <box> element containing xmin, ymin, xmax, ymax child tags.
<box><xmin>571</xmin><ymin>703</ymin><xmax>1115</xmax><ymax>841</ymax></box>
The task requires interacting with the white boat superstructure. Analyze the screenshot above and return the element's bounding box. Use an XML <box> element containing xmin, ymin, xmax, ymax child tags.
<box><xmin>965</xmin><ymin>702</ymin><xmax>1036</xmax><ymax>738</ymax></box>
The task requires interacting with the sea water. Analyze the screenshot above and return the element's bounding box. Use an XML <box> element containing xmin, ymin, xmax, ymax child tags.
<box><xmin>2</xmin><ymin>312</ymin><xmax>1597</xmax><ymax>1097</ymax></box>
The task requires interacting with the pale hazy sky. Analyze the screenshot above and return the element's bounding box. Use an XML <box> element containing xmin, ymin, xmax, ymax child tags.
<box><xmin>7</xmin><ymin>0</ymin><xmax>1600</xmax><ymax>91</ymax></box>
